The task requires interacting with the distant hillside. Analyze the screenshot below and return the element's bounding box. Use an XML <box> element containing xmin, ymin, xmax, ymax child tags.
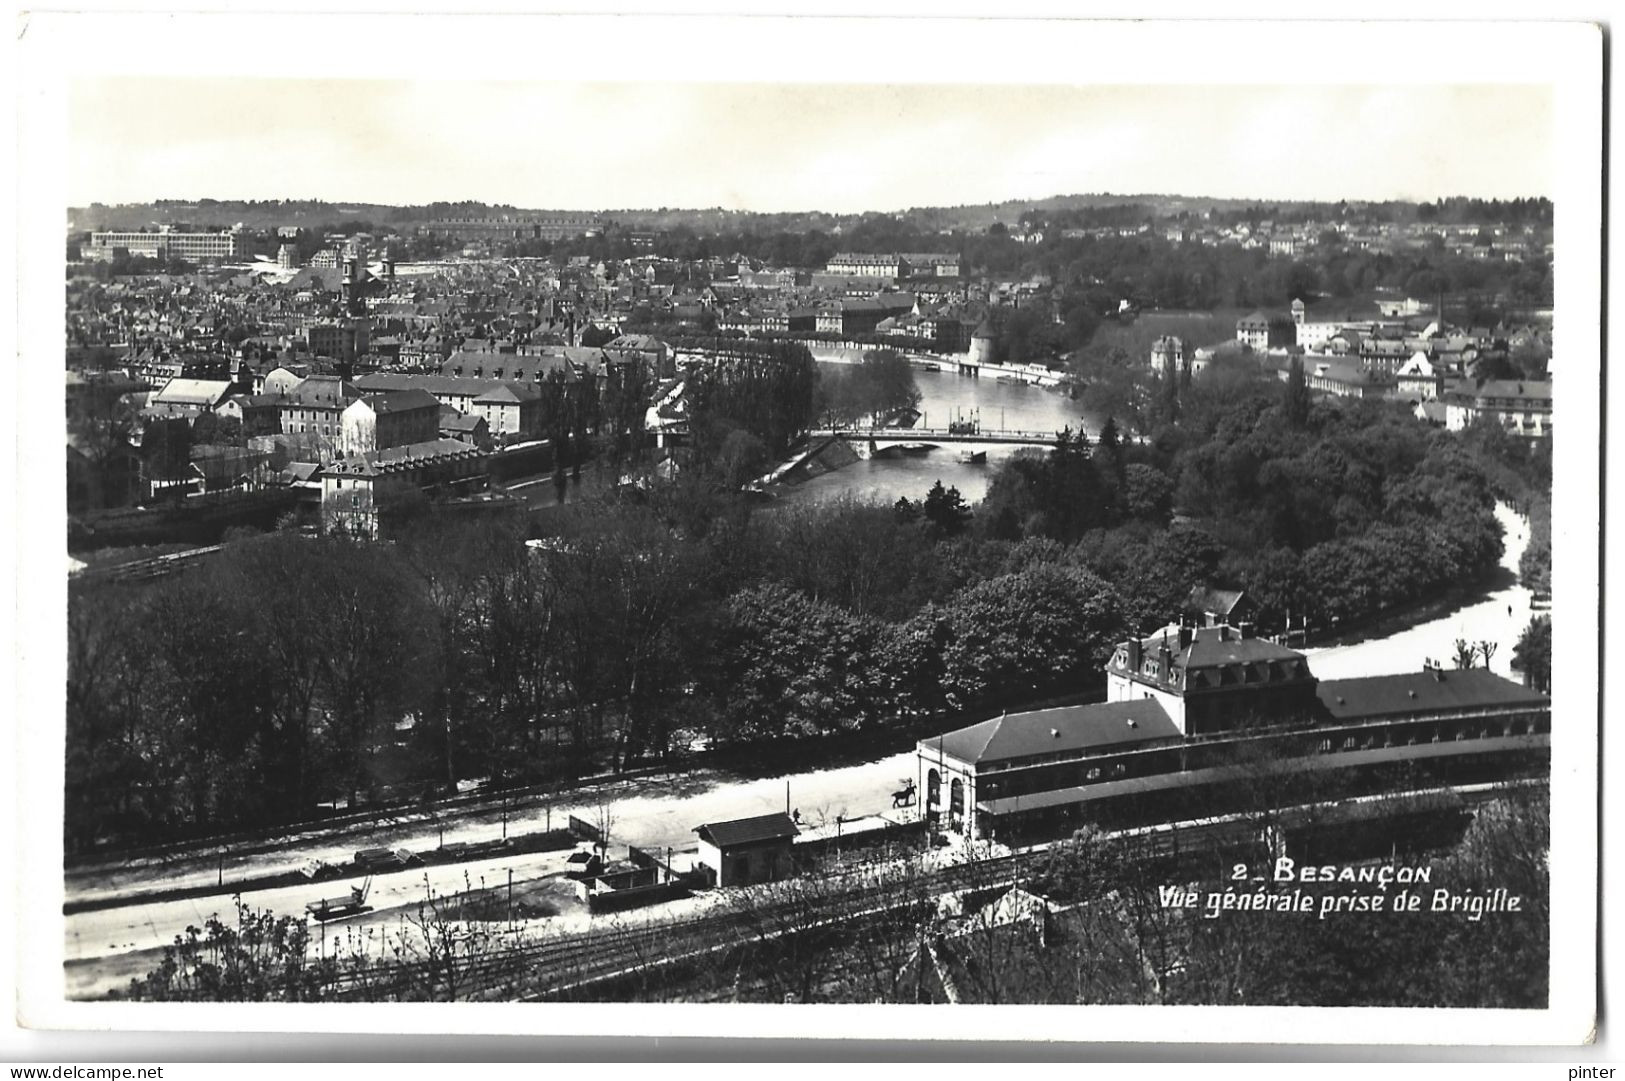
<box><xmin>69</xmin><ymin>199</ymin><xmax>505</xmax><ymax>232</ymax></box>
<box><xmin>68</xmin><ymin>193</ymin><xmax>1551</xmax><ymax>235</ymax></box>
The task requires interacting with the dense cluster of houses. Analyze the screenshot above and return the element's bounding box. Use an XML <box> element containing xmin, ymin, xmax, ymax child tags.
<box><xmin>66</xmin><ymin>214</ymin><xmax>1555</xmax><ymax>533</ymax></box>
<box><xmin>1081</xmin><ymin>217</ymin><xmax>1551</xmax><ymax>263</ymax></box>
<box><xmin>65</xmin><ymin>227</ymin><xmax>1078</xmax><ymax>528</ymax></box>
<box><xmin>1148</xmin><ymin>295</ymin><xmax>1553</xmax><ymax>438</ymax></box>
<box><xmin>65</xmin><ymin>243</ymin><xmax>685</xmax><ymax>530</ymax></box>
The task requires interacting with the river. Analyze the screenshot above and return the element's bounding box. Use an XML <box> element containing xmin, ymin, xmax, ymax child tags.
<box><xmin>778</xmin><ymin>365</ymin><xmax>1102</xmax><ymax>506</ymax></box>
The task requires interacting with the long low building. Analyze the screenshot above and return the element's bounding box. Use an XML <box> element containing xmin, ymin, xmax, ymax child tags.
<box><xmin>418</xmin><ymin>215</ymin><xmax>606</xmax><ymax>242</ymax></box>
<box><xmin>89</xmin><ymin>227</ymin><xmax>251</xmax><ymax>262</ymax></box>
<box><xmin>1444</xmin><ymin>379</ymin><xmax>1553</xmax><ymax>438</ymax></box>
<box><xmin>918</xmin><ymin>622</ymin><xmax>1550</xmax><ymax>842</ymax></box>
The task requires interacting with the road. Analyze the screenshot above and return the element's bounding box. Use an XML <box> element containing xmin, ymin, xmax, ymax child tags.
<box><xmin>63</xmin><ymin>503</ymin><xmax>1532</xmax><ymax>995</ymax></box>
<box><xmin>63</xmin><ymin>749</ymin><xmax>918</xmax><ymax>994</ymax></box>
<box><xmin>1303</xmin><ymin>501</ymin><xmax>1534</xmax><ymax>680</ymax></box>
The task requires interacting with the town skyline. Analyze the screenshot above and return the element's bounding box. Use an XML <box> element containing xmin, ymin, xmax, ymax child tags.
<box><xmin>70</xmin><ymin>80</ymin><xmax>1553</xmax><ymax>213</ymax></box>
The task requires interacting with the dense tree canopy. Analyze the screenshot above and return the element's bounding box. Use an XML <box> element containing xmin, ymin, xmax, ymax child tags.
<box><xmin>816</xmin><ymin>349</ymin><xmax>921</xmax><ymax>427</ymax></box>
<box><xmin>67</xmin><ymin>331</ymin><xmax>1547</xmax><ymax>850</ymax></box>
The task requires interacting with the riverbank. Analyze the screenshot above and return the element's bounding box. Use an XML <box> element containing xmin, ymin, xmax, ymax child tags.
<box><xmin>759</xmin><ymin>365</ymin><xmax>1096</xmax><ymax>505</ymax></box>
<box><xmin>804</xmin><ymin>341</ymin><xmax>1069</xmax><ymax>388</ymax></box>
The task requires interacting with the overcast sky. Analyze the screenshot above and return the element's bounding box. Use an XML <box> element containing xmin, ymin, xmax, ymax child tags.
<box><xmin>69</xmin><ymin>80</ymin><xmax>1552</xmax><ymax>212</ymax></box>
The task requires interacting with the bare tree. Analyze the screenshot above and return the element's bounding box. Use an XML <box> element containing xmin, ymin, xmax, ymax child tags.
<box><xmin>593</xmin><ymin>798</ymin><xmax>617</xmax><ymax>856</ymax></box>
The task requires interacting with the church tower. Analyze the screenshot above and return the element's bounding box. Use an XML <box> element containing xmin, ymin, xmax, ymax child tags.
<box><xmin>340</xmin><ymin>239</ymin><xmax>371</xmax><ymax>379</ymax></box>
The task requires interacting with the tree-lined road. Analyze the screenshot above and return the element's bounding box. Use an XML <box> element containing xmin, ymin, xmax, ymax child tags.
<box><xmin>1303</xmin><ymin>502</ymin><xmax>1534</xmax><ymax>682</ymax></box>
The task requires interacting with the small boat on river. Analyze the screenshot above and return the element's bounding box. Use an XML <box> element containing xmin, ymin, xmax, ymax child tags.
<box><xmin>958</xmin><ymin>448</ymin><xmax>987</xmax><ymax>465</ymax></box>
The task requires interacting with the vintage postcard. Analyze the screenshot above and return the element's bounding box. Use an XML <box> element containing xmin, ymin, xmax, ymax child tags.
<box><xmin>12</xmin><ymin>12</ymin><xmax>1603</xmax><ymax>1049</ymax></box>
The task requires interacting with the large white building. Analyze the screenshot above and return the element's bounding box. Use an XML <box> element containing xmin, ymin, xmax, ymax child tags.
<box><xmin>1444</xmin><ymin>380</ymin><xmax>1553</xmax><ymax>438</ymax></box>
<box><xmin>825</xmin><ymin>253</ymin><xmax>903</xmax><ymax>278</ymax></box>
<box><xmin>89</xmin><ymin>226</ymin><xmax>250</xmax><ymax>262</ymax></box>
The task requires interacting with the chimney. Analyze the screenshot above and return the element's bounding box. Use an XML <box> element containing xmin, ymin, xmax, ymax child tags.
<box><xmin>1177</xmin><ymin>626</ymin><xmax>1193</xmax><ymax>650</ymax></box>
<box><xmin>1238</xmin><ymin>620</ymin><xmax>1255</xmax><ymax>639</ymax></box>
<box><xmin>1126</xmin><ymin>638</ymin><xmax>1142</xmax><ymax>670</ymax></box>
<box><xmin>1218</xmin><ymin>625</ymin><xmax>1231</xmax><ymax>642</ymax></box>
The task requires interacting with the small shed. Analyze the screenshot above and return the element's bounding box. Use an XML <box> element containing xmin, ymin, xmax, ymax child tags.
<box><xmin>694</xmin><ymin>812</ymin><xmax>799</xmax><ymax>888</ymax></box>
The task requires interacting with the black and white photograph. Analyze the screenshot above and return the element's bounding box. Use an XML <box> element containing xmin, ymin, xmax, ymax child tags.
<box><xmin>11</xmin><ymin>11</ymin><xmax>1604</xmax><ymax>1052</ymax></box>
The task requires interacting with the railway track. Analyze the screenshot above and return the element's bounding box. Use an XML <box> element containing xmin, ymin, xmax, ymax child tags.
<box><xmin>324</xmin><ymin>812</ymin><xmax>1290</xmax><ymax>1000</ymax></box>
<box><xmin>313</xmin><ymin>778</ymin><xmax>1535</xmax><ymax>1001</ymax></box>
<box><xmin>72</xmin><ymin>544</ymin><xmax>225</xmax><ymax>584</ymax></box>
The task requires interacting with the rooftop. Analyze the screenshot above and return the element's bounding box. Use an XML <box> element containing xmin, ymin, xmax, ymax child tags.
<box><xmin>324</xmin><ymin>437</ymin><xmax>487</xmax><ymax>477</ymax></box>
<box><xmin>473</xmin><ymin>382</ymin><xmax>542</xmax><ymax>404</ymax></box>
<box><xmin>1461</xmin><ymin>379</ymin><xmax>1554</xmax><ymax>403</ymax></box>
<box><xmin>286</xmin><ymin>375</ymin><xmax>361</xmax><ymax>407</ymax></box>
<box><xmin>927</xmin><ymin>700</ymin><xmax>1182</xmax><ymax>768</ymax></box>
<box><xmin>152</xmin><ymin>377</ymin><xmax>232</xmax><ymax>405</ymax></box>
<box><xmin>976</xmin><ymin>735</ymin><xmax>1544</xmax><ymax>817</ymax></box>
<box><xmin>1316</xmin><ymin>668</ymin><xmax>1550</xmax><ymax>721</ymax></box>
<box><xmin>694</xmin><ymin>813</ymin><xmax>799</xmax><ymax>849</ymax></box>
<box><xmin>1130</xmin><ymin>623</ymin><xmax>1306</xmax><ymax>671</ymax></box>
<box><xmin>1183</xmin><ymin>586</ymin><xmax>1246</xmax><ymax>619</ymax></box>
<box><xmin>358</xmin><ymin>388</ymin><xmax>441</xmax><ymax>414</ymax></box>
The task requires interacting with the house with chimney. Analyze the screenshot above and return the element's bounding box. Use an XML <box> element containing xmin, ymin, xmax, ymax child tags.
<box><xmin>1235</xmin><ymin>310</ymin><xmax>1296</xmax><ymax>352</ymax></box>
<box><xmin>918</xmin><ymin>621</ymin><xmax>1550</xmax><ymax>844</ymax></box>
<box><xmin>278</xmin><ymin>375</ymin><xmax>362</xmax><ymax>448</ymax></box>
<box><xmin>339</xmin><ymin>388</ymin><xmax>441</xmax><ymax>457</ymax></box>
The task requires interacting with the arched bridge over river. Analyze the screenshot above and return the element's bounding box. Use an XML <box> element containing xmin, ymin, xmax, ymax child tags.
<box><xmin>808</xmin><ymin>426</ymin><xmax>1062</xmax><ymax>448</ymax></box>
